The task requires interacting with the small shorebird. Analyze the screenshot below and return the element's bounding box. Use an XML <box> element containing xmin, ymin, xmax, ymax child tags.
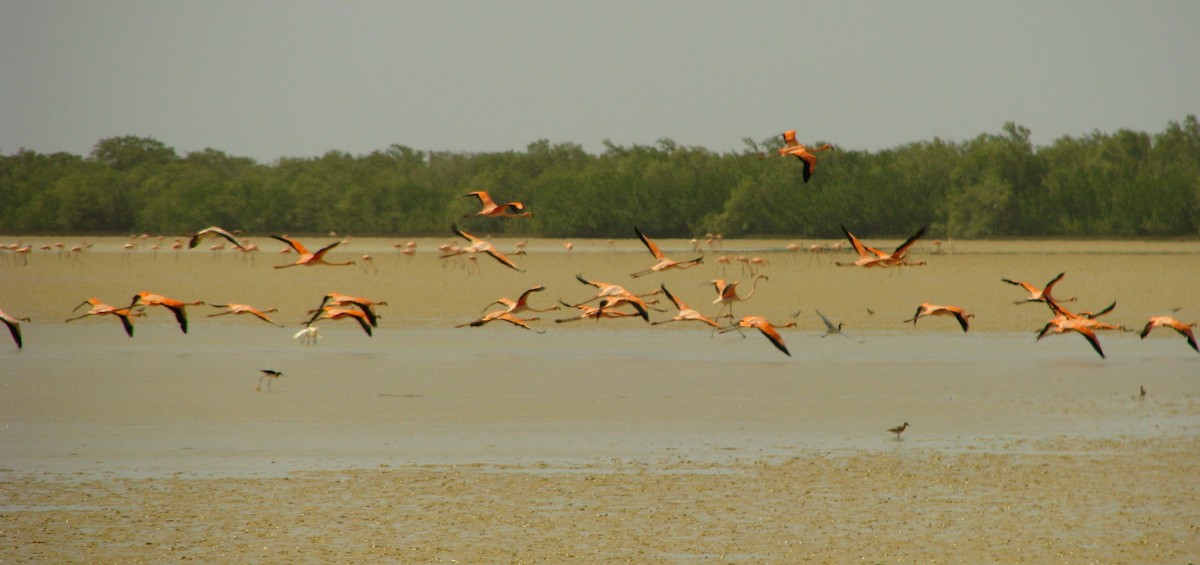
<box><xmin>888</xmin><ymin>422</ymin><xmax>910</xmax><ymax>439</ymax></box>
<box><xmin>0</xmin><ymin>308</ymin><xmax>30</xmax><ymax>349</ymax></box>
<box><xmin>257</xmin><ymin>369</ymin><xmax>284</xmax><ymax>392</ymax></box>
<box><xmin>904</xmin><ymin>303</ymin><xmax>973</xmax><ymax>333</ymax></box>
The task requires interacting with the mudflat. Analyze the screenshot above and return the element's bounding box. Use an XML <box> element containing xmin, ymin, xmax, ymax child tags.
<box><xmin>2</xmin><ymin>236</ymin><xmax>1198</xmax><ymax>562</ymax></box>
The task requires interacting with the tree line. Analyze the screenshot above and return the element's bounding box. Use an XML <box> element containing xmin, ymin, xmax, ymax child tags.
<box><xmin>2</xmin><ymin>116</ymin><xmax>1197</xmax><ymax>239</ymax></box>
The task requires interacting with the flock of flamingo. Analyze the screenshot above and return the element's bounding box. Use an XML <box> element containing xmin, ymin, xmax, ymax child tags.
<box><xmin>2</xmin><ymin>131</ymin><xmax>1197</xmax><ymax>362</ymax></box>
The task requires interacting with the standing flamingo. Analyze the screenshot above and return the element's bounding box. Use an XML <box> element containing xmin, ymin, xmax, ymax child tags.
<box><xmin>0</xmin><ymin>308</ymin><xmax>30</xmax><ymax>349</ymax></box>
<box><xmin>903</xmin><ymin>303</ymin><xmax>973</xmax><ymax>333</ymax></box>
<box><xmin>630</xmin><ymin>227</ymin><xmax>704</xmax><ymax>278</ymax></box>
<box><xmin>1139</xmin><ymin>315</ymin><xmax>1198</xmax><ymax>353</ymax></box>
<box><xmin>270</xmin><ymin>235</ymin><xmax>356</xmax><ymax>269</ymax></box>
<box><xmin>776</xmin><ymin>130</ymin><xmax>833</xmax><ymax>183</ymax></box>
<box><xmin>130</xmin><ymin>292</ymin><xmax>204</xmax><ymax>334</ymax></box>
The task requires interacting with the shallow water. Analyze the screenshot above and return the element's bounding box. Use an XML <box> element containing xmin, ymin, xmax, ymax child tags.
<box><xmin>1</xmin><ymin>236</ymin><xmax>1198</xmax><ymax>477</ymax></box>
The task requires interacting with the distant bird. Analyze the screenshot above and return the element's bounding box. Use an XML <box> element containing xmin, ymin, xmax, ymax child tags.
<box><xmin>709</xmin><ymin>275</ymin><xmax>767</xmax><ymax>320</ymax></box>
<box><xmin>1001</xmin><ymin>272</ymin><xmax>1076</xmax><ymax>305</ymax></box>
<box><xmin>1139</xmin><ymin>385</ymin><xmax>1147</xmax><ymax>400</ymax></box>
<box><xmin>449</xmin><ymin>224</ymin><xmax>525</xmax><ymax>272</ymax></box>
<box><xmin>65</xmin><ymin>298</ymin><xmax>140</xmax><ymax>337</ymax></box>
<box><xmin>456</xmin><ymin>310</ymin><xmax>544</xmax><ymax>333</ymax></box>
<box><xmin>888</xmin><ymin>422</ymin><xmax>910</xmax><ymax>439</ymax></box>
<box><xmin>0</xmin><ymin>308</ymin><xmax>30</xmax><ymax>349</ymax></box>
<box><xmin>188</xmin><ymin>226</ymin><xmax>247</xmax><ymax>251</ymax></box>
<box><xmin>1139</xmin><ymin>315</ymin><xmax>1198</xmax><ymax>353</ymax></box>
<box><xmin>630</xmin><ymin>226</ymin><xmax>704</xmax><ymax>278</ymax></box>
<box><xmin>257</xmin><ymin>369</ymin><xmax>283</xmax><ymax>392</ymax></box>
<box><xmin>207</xmin><ymin>303</ymin><xmax>283</xmax><ymax>326</ymax></box>
<box><xmin>652</xmin><ymin>284</ymin><xmax>721</xmax><ymax>329</ymax></box>
<box><xmin>815</xmin><ymin>309</ymin><xmax>857</xmax><ymax>341</ymax></box>
<box><xmin>776</xmin><ymin>129</ymin><xmax>833</xmax><ymax>183</ymax></box>
<box><xmin>719</xmin><ymin>315</ymin><xmax>796</xmax><ymax>356</ymax></box>
<box><xmin>293</xmin><ymin>325</ymin><xmax>321</xmax><ymax>345</ymax></box>
<box><xmin>903</xmin><ymin>303</ymin><xmax>973</xmax><ymax>333</ymax></box>
<box><xmin>270</xmin><ymin>235</ymin><xmax>356</xmax><ymax>268</ymax></box>
<box><xmin>462</xmin><ymin>191</ymin><xmax>532</xmax><ymax>218</ymax></box>
<box><xmin>837</xmin><ymin>225</ymin><xmax>927</xmax><ymax>268</ymax></box>
<box><xmin>129</xmin><ymin>292</ymin><xmax>204</xmax><ymax>334</ymax></box>
<box><xmin>304</xmin><ymin>307</ymin><xmax>373</xmax><ymax>336</ymax></box>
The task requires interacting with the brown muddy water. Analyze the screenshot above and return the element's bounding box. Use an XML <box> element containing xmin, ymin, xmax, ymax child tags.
<box><xmin>1</xmin><ymin>235</ymin><xmax>1198</xmax><ymax>562</ymax></box>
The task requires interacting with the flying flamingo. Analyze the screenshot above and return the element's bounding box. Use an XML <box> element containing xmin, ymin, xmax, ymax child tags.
<box><xmin>0</xmin><ymin>308</ymin><xmax>30</xmax><ymax>349</ymax></box>
<box><xmin>65</xmin><ymin>298</ymin><xmax>141</xmax><ymax>337</ymax></box>
<box><xmin>462</xmin><ymin>191</ymin><xmax>532</xmax><ymax>218</ymax></box>
<box><xmin>456</xmin><ymin>310</ymin><xmax>544</xmax><ymax>333</ymax></box>
<box><xmin>130</xmin><ymin>292</ymin><xmax>205</xmax><ymax>334</ymax></box>
<box><xmin>207</xmin><ymin>303</ymin><xmax>283</xmax><ymax>326</ymax></box>
<box><xmin>776</xmin><ymin>129</ymin><xmax>833</xmax><ymax>183</ymax></box>
<box><xmin>312</xmin><ymin>293</ymin><xmax>388</xmax><ymax>327</ymax></box>
<box><xmin>270</xmin><ymin>235</ymin><xmax>356</xmax><ymax>269</ymax></box>
<box><xmin>482</xmin><ymin>286</ymin><xmax>561</xmax><ymax>316</ymax></box>
<box><xmin>903</xmin><ymin>303</ymin><xmax>973</xmax><ymax>333</ymax></box>
<box><xmin>571</xmin><ymin>274</ymin><xmax>661</xmax><ymax>307</ymax></box>
<box><xmin>1139</xmin><ymin>315</ymin><xmax>1198</xmax><ymax>353</ymax></box>
<box><xmin>837</xmin><ymin>225</ymin><xmax>927</xmax><ymax>268</ymax></box>
<box><xmin>304</xmin><ymin>307</ymin><xmax>373</xmax><ymax>336</ymax></box>
<box><xmin>449</xmin><ymin>224</ymin><xmax>525</xmax><ymax>272</ymax></box>
<box><xmin>719</xmin><ymin>315</ymin><xmax>797</xmax><ymax>356</ymax></box>
<box><xmin>709</xmin><ymin>275</ymin><xmax>767</xmax><ymax>320</ymax></box>
<box><xmin>555</xmin><ymin>301</ymin><xmax>646</xmax><ymax>323</ymax></box>
<box><xmin>188</xmin><ymin>226</ymin><xmax>247</xmax><ymax>251</ymax></box>
<box><xmin>1001</xmin><ymin>272</ymin><xmax>1077</xmax><ymax>304</ymax></box>
<box><xmin>652</xmin><ymin>284</ymin><xmax>721</xmax><ymax>329</ymax></box>
<box><xmin>1036</xmin><ymin>316</ymin><xmax>1121</xmax><ymax>359</ymax></box>
<box><xmin>630</xmin><ymin>226</ymin><xmax>704</xmax><ymax>278</ymax></box>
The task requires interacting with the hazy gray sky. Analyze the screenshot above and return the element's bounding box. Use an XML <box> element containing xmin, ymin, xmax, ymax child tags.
<box><xmin>2</xmin><ymin>1</ymin><xmax>1198</xmax><ymax>163</ymax></box>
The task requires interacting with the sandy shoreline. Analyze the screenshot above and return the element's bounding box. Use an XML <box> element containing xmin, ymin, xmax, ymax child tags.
<box><xmin>4</xmin><ymin>435</ymin><xmax>1197</xmax><ymax>563</ymax></box>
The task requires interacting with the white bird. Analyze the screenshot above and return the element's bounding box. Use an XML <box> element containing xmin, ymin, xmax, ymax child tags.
<box><xmin>293</xmin><ymin>325</ymin><xmax>321</xmax><ymax>345</ymax></box>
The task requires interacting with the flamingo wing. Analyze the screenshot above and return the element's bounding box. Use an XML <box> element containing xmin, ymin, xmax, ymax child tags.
<box><xmin>751</xmin><ymin>320</ymin><xmax>791</xmax><ymax>356</ymax></box>
<box><xmin>634</xmin><ymin>227</ymin><xmax>666</xmax><ymax>260</ymax></box>
<box><xmin>270</xmin><ymin>235</ymin><xmax>310</xmax><ymax>255</ymax></box>
<box><xmin>660</xmin><ymin>284</ymin><xmax>687</xmax><ymax>312</ymax></box>
<box><xmin>483</xmin><ymin>247</ymin><xmax>525</xmax><ymax>272</ymax></box>
<box><xmin>2</xmin><ymin>317</ymin><xmax>21</xmax><ymax>349</ymax></box>
<box><xmin>891</xmin><ymin>226</ymin><xmax>928</xmax><ymax>257</ymax></box>
<box><xmin>1074</xmin><ymin>326</ymin><xmax>1106</xmax><ymax>359</ymax></box>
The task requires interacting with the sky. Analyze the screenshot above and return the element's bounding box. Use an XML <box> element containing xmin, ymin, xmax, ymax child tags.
<box><xmin>2</xmin><ymin>1</ymin><xmax>1198</xmax><ymax>163</ymax></box>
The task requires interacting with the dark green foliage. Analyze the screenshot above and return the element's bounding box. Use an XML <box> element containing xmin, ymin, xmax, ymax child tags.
<box><xmin>2</xmin><ymin>118</ymin><xmax>1198</xmax><ymax>238</ymax></box>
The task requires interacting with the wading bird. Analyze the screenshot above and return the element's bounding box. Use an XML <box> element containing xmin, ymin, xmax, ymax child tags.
<box><xmin>65</xmin><ymin>298</ymin><xmax>140</xmax><ymax>337</ymax></box>
<box><xmin>630</xmin><ymin>227</ymin><xmax>704</xmax><ymax>278</ymax></box>
<box><xmin>709</xmin><ymin>275</ymin><xmax>767</xmax><ymax>320</ymax></box>
<box><xmin>0</xmin><ymin>308</ymin><xmax>30</xmax><ymax>349</ymax></box>
<box><xmin>449</xmin><ymin>224</ymin><xmax>525</xmax><ymax>272</ymax></box>
<box><xmin>293</xmin><ymin>325</ymin><xmax>321</xmax><ymax>345</ymax></box>
<box><xmin>1001</xmin><ymin>272</ymin><xmax>1076</xmax><ymax>305</ymax></box>
<box><xmin>130</xmin><ymin>292</ymin><xmax>204</xmax><ymax>334</ymax></box>
<box><xmin>207</xmin><ymin>303</ymin><xmax>283</xmax><ymax>326</ymax></box>
<box><xmin>888</xmin><ymin>422</ymin><xmax>910</xmax><ymax>440</ymax></box>
<box><xmin>270</xmin><ymin>235</ymin><xmax>356</xmax><ymax>269</ymax></box>
<box><xmin>816</xmin><ymin>309</ymin><xmax>858</xmax><ymax>341</ymax></box>
<box><xmin>776</xmin><ymin>129</ymin><xmax>833</xmax><ymax>183</ymax></box>
<box><xmin>258</xmin><ymin>369</ymin><xmax>283</xmax><ymax>391</ymax></box>
<box><xmin>1139</xmin><ymin>315</ymin><xmax>1198</xmax><ymax>353</ymax></box>
<box><xmin>720</xmin><ymin>316</ymin><xmax>796</xmax><ymax>356</ymax></box>
<box><xmin>652</xmin><ymin>284</ymin><xmax>721</xmax><ymax>329</ymax></box>
<box><xmin>462</xmin><ymin>191</ymin><xmax>532</xmax><ymax>218</ymax></box>
<box><xmin>837</xmin><ymin>225</ymin><xmax>927</xmax><ymax>268</ymax></box>
<box><xmin>188</xmin><ymin>226</ymin><xmax>247</xmax><ymax>251</ymax></box>
<box><xmin>903</xmin><ymin>303</ymin><xmax>973</xmax><ymax>333</ymax></box>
